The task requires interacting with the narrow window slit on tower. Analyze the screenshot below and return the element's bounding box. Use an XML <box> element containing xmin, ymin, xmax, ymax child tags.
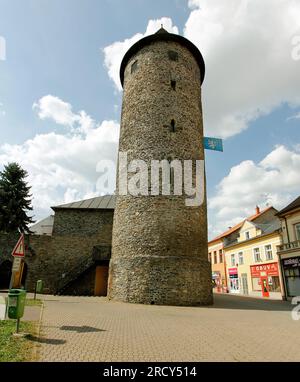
<box><xmin>131</xmin><ymin>60</ymin><xmax>138</xmax><ymax>74</ymax></box>
<box><xmin>171</xmin><ymin>80</ymin><xmax>176</xmax><ymax>90</ymax></box>
<box><xmin>170</xmin><ymin>119</ymin><xmax>176</xmax><ymax>132</ymax></box>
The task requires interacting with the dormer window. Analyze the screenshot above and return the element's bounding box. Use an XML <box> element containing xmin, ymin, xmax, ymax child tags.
<box><xmin>245</xmin><ymin>231</ymin><xmax>250</xmax><ymax>240</ymax></box>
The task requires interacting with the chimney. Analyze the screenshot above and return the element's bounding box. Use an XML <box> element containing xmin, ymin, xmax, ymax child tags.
<box><xmin>255</xmin><ymin>205</ymin><xmax>260</xmax><ymax>215</ymax></box>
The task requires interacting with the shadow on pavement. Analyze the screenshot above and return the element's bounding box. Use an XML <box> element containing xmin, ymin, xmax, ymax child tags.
<box><xmin>26</xmin><ymin>335</ymin><xmax>66</xmax><ymax>345</ymax></box>
<box><xmin>208</xmin><ymin>294</ymin><xmax>293</xmax><ymax>312</ymax></box>
<box><xmin>60</xmin><ymin>325</ymin><xmax>106</xmax><ymax>333</ymax></box>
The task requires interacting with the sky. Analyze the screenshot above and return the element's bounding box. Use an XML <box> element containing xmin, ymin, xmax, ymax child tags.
<box><xmin>0</xmin><ymin>0</ymin><xmax>300</xmax><ymax>239</ymax></box>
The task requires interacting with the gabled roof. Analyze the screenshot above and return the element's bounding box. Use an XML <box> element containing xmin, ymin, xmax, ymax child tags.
<box><xmin>30</xmin><ymin>215</ymin><xmax>54</xmax><ymax>236</ymax></box>
<box><xmin>277</xmin><ymin>196</ymin><xmax>300</xmax><ymax>217</ymax></box>
<box><xmin>52</xmin><ymin>195</ymin><xmax>116</xmax><ymax>211</ymax></box>
<box><xmin>208</xmin><ymin>206</ymin><xmax>275</xmax><ymax>245</ymax></box>
<box><xmin>224</xmin><ymin>220</ymin><xmax>281</xmax><ymax>249</ymax></box>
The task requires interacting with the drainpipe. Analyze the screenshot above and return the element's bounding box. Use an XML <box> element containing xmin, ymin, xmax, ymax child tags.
<box><xmin>284</xmin><ymin>217</ymin><xmax>291</xmax><ymax>244</ymax></box>
<box><xmin>279</xmin><ymin>258</ymin><xmax>287</xmax><ymax>301</ymax></box>
<box><xmin>223</xmin><ymin>247</ymin><xmax>229</xmax><ymax>293</ymax></box>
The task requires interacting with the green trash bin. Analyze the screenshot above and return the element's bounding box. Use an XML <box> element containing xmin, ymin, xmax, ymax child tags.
<box><xmin>36</xmin><ymin>280</ymin><xmax>43</xmax><ymax>294</ymax></box>
<box><xmin>7</xmin><ymin>289</ymin><xmax>27</xmax><ymax>319</ymax></box>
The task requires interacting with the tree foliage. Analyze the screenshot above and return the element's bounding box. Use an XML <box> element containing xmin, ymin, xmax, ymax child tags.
<box><xmin>0</xmin><ymin>162</ymin><xmax>34</xmax><ymax>233</ymax></box>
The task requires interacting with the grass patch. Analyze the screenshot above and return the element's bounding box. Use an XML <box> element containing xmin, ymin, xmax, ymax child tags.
<box><xmin>25</xmin><ymin>299</ymin><xmax>42</xmax><ymax>307</ymax></box>
<box><xmin>0</xmin><ymin>320</ymin><xmax>37</xmax><ymax>362</ymax></box>
<box><xmin>4</xmin><ymin>297</ymin><xmax>42</xmax><ymax>307</ymax></box>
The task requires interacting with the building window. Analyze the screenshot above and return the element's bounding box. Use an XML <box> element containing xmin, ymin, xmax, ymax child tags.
<box><xmin>238</xmin><ymin>252</ymin><xmax>244</xmax><ymax>265</ymax></box>
<box><xmin>219</xmin><ymin>249</ymin><xmax>223</xmax><ymax>263</ymax></box>
<box><xmin>171</xmin><ymin>80</ymin><xmax>176</xmax><ymax>90</ymax></box>
<box><xmin>214</xmin><ymin>251</ymin><xmax>217</xmax><ymax>264</ymax></box>
<box><xmin>265</xmin><ymin>244</ymin><xmax>273</xmax><ymax>261</ymax></box>
<box><xmin>295</xmin><ymin>223</ymin><xmax>300</xmax><ymax>241</ymax></box>
<box><xmin>168</xmin><ymin>50</ymin><xmax>178</xmax><ymax>61</ymax></box>
<box><xmin>131</xmin><ymin>60</ymin><xmax>138</xmax><ymax>74</ymax></box>
<box><xmin>245</xmin><ymin>231</ymin><xmax>250</xmax><ymax>240</ymax></box>
<box><xmin>208</xmin><ymin>252</ymin><xmax>211</xmax><ymax>262</ymax></box>
<box><xmin>253</xmin><ymin>247</ymin><xmax>261</xmax><ymax>262</ymax></box>
<box><xmin>231</xmin><ymin>254</ymin><xmax>235</xmax><ymax>266</ymax></box>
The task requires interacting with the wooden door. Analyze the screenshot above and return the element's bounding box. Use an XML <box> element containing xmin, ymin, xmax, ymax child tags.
<box><xmin>94</xmin><ymin>265</ymin><xmax>109</xmax><ymax>296</ymax></box>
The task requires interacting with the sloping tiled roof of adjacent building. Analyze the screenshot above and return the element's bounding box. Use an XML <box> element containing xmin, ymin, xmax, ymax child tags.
<box><xmin>30</xmin><ymin>215</ymin><xmax>54</xmax><ymax>236</ymax></box>
<box><xmin>276</xmin><ymin>195</ymin><xmax>300</xmax><ymax>217</ymax></box>
<box><xmin>208</xmin><ymin>206</ymin><xmax>275</xmax><ymax>245</ymax></box>
<box><xmin>51</xmin><ymin>195</ymin><xmax>116</xmax><ymax>211</ymax></box>
<box><xmin>224</xmin><ymin>219</ymin><xmax>282</xmax><ymax>249</ymax></box>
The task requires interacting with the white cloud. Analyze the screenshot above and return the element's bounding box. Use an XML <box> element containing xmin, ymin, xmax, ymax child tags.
<box><xmin>0</xmin><ymin>102</ymin><xmax>5</xmax><ymax>116</ymax></box>
<box><xmin>0</xmin><ymin>95</ymin><xmax>120</xmax><ymax>220</ymax></box>
<box><xmin>208</xmin><ymin>145</ymin><xmax>300</xmax><ymax>237</ymax></box>
<box><xmin>103</xmin><ymin>17</ymin><xmax>179</xmax><ymax>91</ymax></box>
<box><xmin>184</xmin><ymin>0</ymin><xmax>300</xmax><ymax>138</ymax></box>
<box><xmin>103</xmin><ymin>1</ymin><xmax>300</xmax><ymax>138</ymax></box>
<box><xmin>33</xmin><ymin>95</ymin><xmax>77</xmax><ymax>127</ymax></box>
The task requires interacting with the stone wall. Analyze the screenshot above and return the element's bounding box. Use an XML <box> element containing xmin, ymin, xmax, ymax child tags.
<box><xmin>109</xmin><ymin>38</ymin><xmax>213</xmax><ymax>306</ymax></box>
<box><xmin>0</xmin><ymin>208</ymin><xmax>114</xmax><ymax>294</ymax></box>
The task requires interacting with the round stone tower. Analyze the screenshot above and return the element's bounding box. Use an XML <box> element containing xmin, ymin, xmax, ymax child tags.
<box><xmin>108</xmin><ymin>27</ymin><xmax>213</xmax><ymax>306</ymax></box>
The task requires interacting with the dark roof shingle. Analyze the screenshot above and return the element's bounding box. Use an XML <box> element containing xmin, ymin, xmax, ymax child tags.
<box><xmin>52</xmin><ymin>195</ymin><xmax>116</xmax><ymax>211</ymax></box>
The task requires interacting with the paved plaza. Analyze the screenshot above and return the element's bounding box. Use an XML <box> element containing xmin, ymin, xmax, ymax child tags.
<box><xmin>31</xmin><ymin>293</ymin><xmax>300</xmax><ymax>362</ymax></box>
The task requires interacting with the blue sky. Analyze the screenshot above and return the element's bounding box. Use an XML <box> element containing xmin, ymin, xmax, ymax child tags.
<box><xmin>0</xmin><ymin>0</ymin><xmax>300</xmax><ymax>238</ymax></box>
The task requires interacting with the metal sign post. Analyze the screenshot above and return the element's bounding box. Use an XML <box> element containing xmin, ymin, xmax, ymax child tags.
<box><xmin>9</xmin><ymin>234</ymin><xmax>25</xmax><ymax>291</ymax></box>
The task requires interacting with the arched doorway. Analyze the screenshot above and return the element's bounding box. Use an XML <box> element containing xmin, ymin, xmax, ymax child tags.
<box><xmin>0</xmin><ymin>260</ymin><xmax>12</xmax><ymax>289</ymax></box>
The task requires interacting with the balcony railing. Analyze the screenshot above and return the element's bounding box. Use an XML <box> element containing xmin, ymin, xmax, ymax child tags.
<box><xmin>277</xmin><ymin>240</ymin><xmax>300</xmax><ymax>252</ymax></box>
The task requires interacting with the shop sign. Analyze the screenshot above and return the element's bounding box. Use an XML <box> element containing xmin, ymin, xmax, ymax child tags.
<box><xmin>229</xmin><ymin>267</ymin><xmax>238</xmax><ymax>278</ymax></box>
<box><xmin>250</xmin><ymin>262</ymin><xmax>278</xmax><ymax>278</ymax></box>
<box><xmin>212</xmin><ymin>272</ymin><xmax>220</xmax><ymax>279</ymax></box>
<box><xmin>283</xmin><ymin>256</ymin><xmax>300</xmax><ymax>268</ymax></box>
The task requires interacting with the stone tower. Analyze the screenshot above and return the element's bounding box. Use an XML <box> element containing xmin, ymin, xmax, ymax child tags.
<box><xmin>108</xmin><ymin>27</ymin><xmax>213</xmax><ymax>306</ymax></box>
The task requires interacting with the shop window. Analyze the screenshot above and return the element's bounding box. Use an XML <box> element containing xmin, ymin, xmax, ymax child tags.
<box><xmin>231</xmin><ymin>254</ymin><xmax>236</xmax><ymax>266</ymax></box>
<box><xmin>168</xmin><ymin>50</ymin><xmax>178</xmax><ymax>61</ymax></box>
<box><xmin>253</xmin><ymin>248</ymin><xmax>261</xmax><ymax>262</ymax></box>
<box><xmin>252</xmin><ymin>277</ymin><xmax>261</xmax><ymax>291</ymax></box>
<box><xmin>265</xmin><ymin>244</ymin><xmax>273</xmax><ymax>261</ymax></box>
<box><xmin>219</xmin><ymin>249</ymin><xmax>223</xmax><ymax>263</ymax></box>
<box><xmin>268</xmin><ymin>276</ymin><xmax>281</xmax><ymax>292</ymax></box>
<box><xmin>238</xmin><ymin>252</ymin><xmax>244</xmax><ymax>265</ymax></box>
<box><xmin>214</xmin><ymin>251</ymin><xmax>217</xmax><ymax>264</ymax></box>
<box><xmin>131</xmin><ymin>60</ymin><xmax>138</xmax><ymax>74</ymax></box>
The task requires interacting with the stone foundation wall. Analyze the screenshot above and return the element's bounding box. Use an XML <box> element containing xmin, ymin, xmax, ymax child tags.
<box><xmin>0</xmin><ymin>209</ymin><xmax>113</xmax><ymax>294</ymax></box>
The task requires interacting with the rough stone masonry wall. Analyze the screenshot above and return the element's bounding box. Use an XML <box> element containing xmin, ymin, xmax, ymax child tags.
<box><xmin>109</xmin><ymin>40</ymin><xmax>213</xmax><ymax>306</ymax></box>
<box><xmin>0</xmin><ymin>209</ymin><xmax>113</xmax><ymax>294</ymax></box>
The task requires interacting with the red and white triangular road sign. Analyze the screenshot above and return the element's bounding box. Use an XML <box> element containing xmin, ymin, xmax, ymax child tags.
<box><xmin>12</xmin><ymin>234</ymin><xmax>25</xmax><ymax>258</ymax></box>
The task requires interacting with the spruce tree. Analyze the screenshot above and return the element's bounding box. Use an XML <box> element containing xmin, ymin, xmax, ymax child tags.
<box><xmin>0</xmin><ymin>162</ymin><xmax>34</xmax><ymax>233</ymax></box>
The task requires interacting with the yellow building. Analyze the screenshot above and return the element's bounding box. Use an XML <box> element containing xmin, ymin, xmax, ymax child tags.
<box><xmin>276</xmin><ymin>196</ymin><xmax>300</xmax><ymax>299</ymax></box>
<box><xmin>208</xmin><ymin>206</ymin><xmax>278</xmax><ymax>295</ymax></box>
<box><xmin>224</xmin><ymin>215</ymin><xmax>285</xmax><ymax>300</ymax></box>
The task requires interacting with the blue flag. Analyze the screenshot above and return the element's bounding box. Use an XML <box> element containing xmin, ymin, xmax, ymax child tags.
<box><xmin>203</xmin><ymin>137</ymin><xmax>223</xmax><ymax>152</ymax></box>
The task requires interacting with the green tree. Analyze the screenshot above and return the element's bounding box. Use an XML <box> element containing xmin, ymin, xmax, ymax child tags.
<box><xmin>0</xmin><ymin>162</ymin><xmax>34</xmax><ymax>233</ymax></box>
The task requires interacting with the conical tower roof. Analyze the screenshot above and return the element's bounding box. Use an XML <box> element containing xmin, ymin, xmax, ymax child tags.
<box><xmin>120</xmin><ymin>27</ymin><xmax>205</xmax><ymax>87</ymax></box>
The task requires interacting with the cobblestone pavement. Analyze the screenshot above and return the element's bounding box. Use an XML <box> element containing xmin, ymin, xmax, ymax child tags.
<box><xmin>36</xmin><ymin>293</ymin><xmax>300</xmax><ymax>362</ymax></box>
